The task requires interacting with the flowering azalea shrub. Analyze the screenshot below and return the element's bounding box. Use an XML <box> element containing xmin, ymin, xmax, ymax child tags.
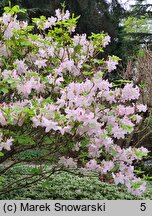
<box><xmin>0</xmin><ymin>5</ymin><xmax>149</xmax><ymax>196</ymax></box>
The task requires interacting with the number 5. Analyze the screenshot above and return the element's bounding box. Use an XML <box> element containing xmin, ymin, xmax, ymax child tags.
<box><xmin>140</xmin><ymin>203</ymin><xmax>146</xmax><ymax>211</ymax></box>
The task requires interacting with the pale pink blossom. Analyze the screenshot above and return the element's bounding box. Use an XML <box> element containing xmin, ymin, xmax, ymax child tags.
<box><xmin>63</xmin><ymin>10</ymin><xmax>70</xmax><ymax>21</ymax></box>
<box><xmin>55</xmin><ymin>9</ymin><xmax>62</xmax><ymax>21</ymax></box>
<box><xmin>133</xmin><ymin>114</ymin><xmax>142</xmax><ymax>123</ymax></box>
<box><xmin>4</xmin><ymin>17</ymin><xmax>20</xmax><ymax>39</ymax></box>
<box><xmin>44</xmin><ymin>16</ymin><xmax>57</xmax><ymax>29</ymax></box>
<box><xmin>3</xmin><ymin>138</ymin><xmax>13</xmax><ymax>151</ymax></box>
<box><xmin>13</xmin><ymin>59</ymin><xmax>28</xmax><ymax>74</ymax></box>
<box><xmin>38</xmin><ymin>48</ymin><xmax>47</xmax><ymax>58</ymax></box>
<box><xmin>101</xmin><ymin>160</ymin><xmax>114</xmax><ymax>174</ymax></box>
<box><xmin>58</xmin><ymin>156</ymin><xmax>77</xmax><ymax>168</ymax></box>
<box><xmin>121</xmin><ymin>83</ymin><xmax>140</xmax><ymax>101</ymax></box>
<box><xmin>137</xmin><ymin>104</ymin><xmax>147</xmax><ymax>112</ymax></box>
<box><xmin>47</xmin><ymin>47</ymin><xmax>55</xmax><ymax>57</ymax></box>
<box><xmin>86</xmin><ymin>159</ymin><xmax>101</xmax><ymax>171</ymax></box>
<box><xmin>103</xmin><ymin>35</ymin><xmax>111</xmax><ymax>47</ymax></box>
<box><xmin>106</xmin><ymin>56</ymin><xmax>118</xmax><ymax>72</ymax></box>
<box><xmin>102</xmin><ymin>137</ymin><xmax>113</xmax><ymax>150</ymax></box>
<box><xmin>32</xmin><ymin>115</ymin><xmax>42</xmax><ymax>127</ymax></box>
<box><xmin>48</xmin><ymin>16</ymin><xmax>57</xmax><ymax>25</ymax></box>
<box><xmin>35</xmin><ymin>59</ymin><xmax>47</xmax><ymax>69</ymax></box>
<box><xmin>17</xmin><ymin>81</ymin><xmax>32</xmax><ymax>97</ymax></box>
<box><xmin>42</xmin><ymin>117</ymin><xmax>60</xmax><ymax>132</ymax></box>
<box><xmin>1</xmin><ymin>13</ymin><xmax>11</xmax><ymax>25</ymax></box>
<box><xmin>127</xmin><ymin>179</ymin><xmax>146</xmax><ymax>196</ymax></box>
<box><xmin>93</xmin><ymin>77</ymin><xmax>112</xmax><ymax>91</ymax></box>
<box><xmin>0</xmin><ymin>137</ymin><xmax>13</xmax><ymax>151</ymax></box>
<box><xmin>73</xmin><ymin>142</ymin><xmax>81</xmax><ymax>151</ymax></box>
<box><xmin>116</xmin><ymin>105</ymin><xmax>134</xmax><ymax>116</ymax></box>
<box><xmin>0</xmin><ymin>111</ymin><xmax>7</xmax><ymax>126</ymax></box>
<box><xmin>2</xmin><ymin>70</ymin><xmax>13</xmax><ymax>79</ymax></box>
<box><xmin>112</xmin><ymin>172</ymin><xmax>125</xmax><ymax>185</ymax></box>
<box><xmin>88</xmin><ymin>144</ymin><xmax>101</xmax><ymax>158</ymax></box>
<box><xmin>112</xmin><ymin>124</ymin><xmax>126</xmax><ymax>139</ymax></box>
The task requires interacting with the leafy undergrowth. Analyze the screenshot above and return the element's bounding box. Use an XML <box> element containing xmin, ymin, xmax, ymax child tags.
<box><xmin>0</xmin><ymin>165</ymin><xmax>151</xmax><ymax>200</ymax></box>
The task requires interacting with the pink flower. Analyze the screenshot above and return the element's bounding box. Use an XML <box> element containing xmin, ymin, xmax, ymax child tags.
<box><xmin>106</xmin><ymin>56</ymin><xmax>118</xmax><ymax>72</ymax></box>
<box><xmin>116</xmin><ymin>105</ymin><xmax>135</xmax><ymax>116</ymax></box>
<box><xmin>44</xmin><ymin>16</ymin><xmax>57</xmax><ymax>29</ymax></box>
<box><xmin>55</xmin><ymin>9</ymin><xmax>62</xmax><ymax>21</ymax></box>
<box><xmin>101</xmin><ymin>160</ymin><xmax>114</xmax><ymax>174</ymax></box>
<box><xmin>101</xmin><ymin>90</ymin><xmax>116</xmax><ymax>103</ymax></box>
<box><xmin>116</xmin><ymin>105</ymin><xmax>126</xmax><ymax>116</ymax></box>
<box><xmin>2</xmin><ymin>69</ymin><xmax>18</xmax><ymax>80</ymax></box>
<box><xmin>17</xmin><ymin>81</ymin><xmax>32</xmax><ymax>97</ymax></box>
<box><xmin>42</xmin><ymin>117</ymin><xmax>59</xmax><ymax>132</ymax></box>
<box><xmin>73</xmin><ymin>142</ymin><xmax>81</xmax><ymax>151</ymax></box>
<box><xmin>112</xmin><ymin>124</ymin><xmax>126</xmax><ymax>139</ymax></box>
<box><xmin>121</xmin><ymin>83</ymin><xmax>140</xmax><ymax>101</ymax></box>
<box><xmin>125</xmin><ymin>106</ymin><xmax>135</xmax><ymax>115</ymax></box>
<box><xmin>59</xmin><ymin>125</ymin><xmax>72</xmax><ymax>135</ymax></box>
<box><xmin>13</xmin><ymin>59</ymin><xmax>28</xmax><ymax>74</ymax></box>
<box><xmin>38</xmin><ymin>48</ymin><xmax>47</xmax><ymax>58</ymax></box>
<box><xmin>65</xmin><ymin>108</ymin><xmax>94</xmax><ymax>122</ymax></box>
<box><xmin>93</xmin><ymin>77</ymin><xmax>112</xmax><ymax>91</ymax></box>
<box><xmin>47</xmin><ymin>47</ymin><xmax>55</xmax><ymax>57</ymax></box>
<box><xmin>103</xmin><ymin>35</ymin><xmax>111</xmax><ymax>47</ymax></box>
<box><xmin>48</xmin><ymin>16</ymin><xmax>57</xmax><ymax>25</ymax></box>
<box><xmin>0</xmin><ymin>111</ymin><xmax>7</xmax><ymax>126</ymax></box>
<box><xmin>35</xmin><ymin>59</ymin><xmax>47</xmax><ymax>69</ymax></box>
<box><xmin>0</xmin><ymin>137</ymin><xmax>13</xmax><ymax>151</ymax></box>
<box><xmin>4</xmin><ymin>17</ymin><xmax>20</xmax><ymax>39</ymax></box>
<box><xmin>112</xmin><ymin>172</ymin><xmax>125</xmax><ymax>185</ymax></box>
<box><xmin>58</xmin><ymin>156</ymin><xmax>77</xmax><ymax>168</ymax></box>
<box><xmin>128</xmin><ymin>179</ymin><xmax>146</xmax><ymax>196</ymax></box>
<box><xmin>121</xmin><ymin>116</ymin><xmax>135</xmax><ymax>128</ymax></box>
<box><xmin>3</xmin><ymin>138</ymin><xmax>13</xmax><ymax>151</ymax></box>
<box><xmin>137</xmin><ymin>104</ymin><xmax>147</xmax><ymax>112</ymax></box>
<box><xmin>32</xmin><ymin>115</ymin><xmax>42</xmax><ymax>127</ymax></box>
<box><xmin>63</xmin><ymin>10</ymin><xmax>70</xmax><ymax>21</ymax></box>
<box><xmin>86</xmin><ymin>159</ymin><xmax>101</xmax><ymax>171</ymax></box>
<box><xmin>61</xmin><ymin>60</ymin><xmax>74</xmax><ymax>71</ymax></box>
<box><xmin>1</xmin><ymin>70</ymin><xmax>12</xmax><ymax>79</ymax></box>
<box><xmin>2</xmin><ymin>13</ymin><xmax>11</xmax><ymax>25</ymax></box>
<box><xmin>102</xmin><ymin>137</ymin><xmax>113</xmax><ymax>150</ymax></box>
<box><xmin>88</xmin><ymin>144</ymin><xmax>101</xmax><ymax>158</ymax></box>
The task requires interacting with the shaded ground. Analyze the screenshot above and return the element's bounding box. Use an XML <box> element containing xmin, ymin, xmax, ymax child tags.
<box><xmin>0</xmin><ymin>164</ymin><xmax>151</xmax><ymax>200</ymax></box>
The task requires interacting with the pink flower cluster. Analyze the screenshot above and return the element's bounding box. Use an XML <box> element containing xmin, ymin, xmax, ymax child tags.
<box><xmin>0</xmin><ymin>132</ymin><xmax>13</xmax><ymax>151</ymax></box>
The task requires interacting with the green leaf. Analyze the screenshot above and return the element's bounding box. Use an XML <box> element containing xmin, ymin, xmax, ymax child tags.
<box><xmin>120</xmin><ymin>122</ymin><xmax>133</xmax><ymax>133</ymax></box>
<box><xmin>81</xmin><ymin>137</ymin><xmax>90</xmax><ymax>147</ymax></box>
<box><xmin>109</xmin><ymin>148</ymin><xmax>117</xmax><ymax>157</ymax></box>
<box><xmin>0</xmin><ymin>152</ymin><xmax>4</xmax><ymax>157</ymax></box>
<box><xmin>82</xmin><ymin>71</ymin><xmax>94</xmax><ymax>75</ymax></box>
<box><xmin>134</xmin><ymin>151</ymin><xmax>148</xmax><ymax>159</ymax></box>
<box><xmin>14</xmin><ymin>134</ymin><xmax>35</xmax><ymax>145</ymax></box>
<box><xmin>107</xmin><ymin>125</ymin><xmax>112</xmax><ymax>135</ymax></box>
<box><xmin>0</xmin><ymin>87</ymin><xmax>9</xmax><ymax>94</ymax></box>
<box><xmin>83</xmin><ymin>64</ymin><xmax>92</xmax><ymax>69</ymax></box>
<box><xmin>131</xmin><ymin>181</ymin><xmax>143</xmax><ymax>189</ymax></box>
<box><xmin>111</xmin><ymin>163</ymin><xmax>120</xmax><ymax>172</ymax></box>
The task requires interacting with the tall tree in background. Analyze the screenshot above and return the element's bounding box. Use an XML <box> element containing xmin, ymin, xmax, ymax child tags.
<box><xmin>0</xmin><ymin>0</ymin><xmax>125</xmax><ymax>57</ymax></box>
<box><xmin>121</xmin><ymin>0</ymin><xmax>152</xmax><ymax>55</ymax></box>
